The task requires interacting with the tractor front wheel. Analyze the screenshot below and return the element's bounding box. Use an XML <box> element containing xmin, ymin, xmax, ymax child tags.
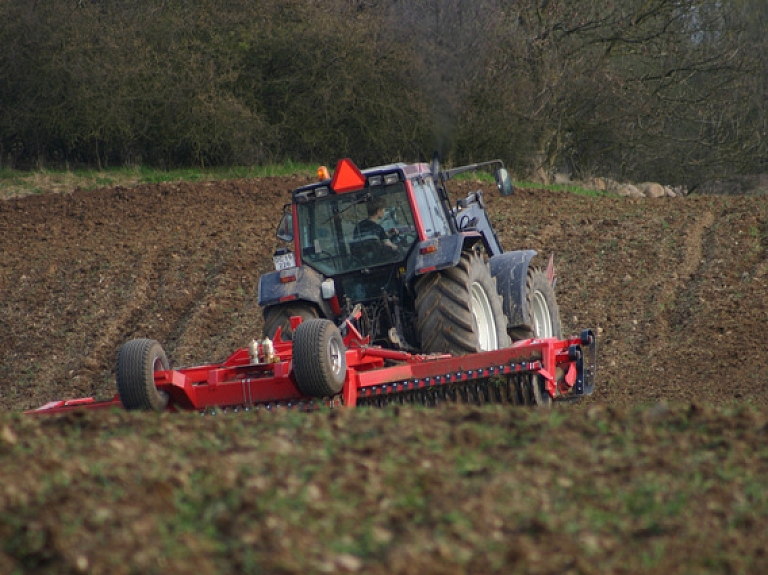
<box><xmin>116</xmin><ymin>339</ymin><xmax>170</xmax><ymax>412</ymax></box>
<box><xmin>509</xmin><ymin>267</ymin><xmax>562</xmax><ymax>341</ymax></box>
<box><xmin>292</xmin><ymin>319</ymin><xmax>347</xmax><ymax>397</ymax></box>
<box><xmin>415</xmin><ymin>248</ymin><xmax>510</xmax><ymax>355</ymax></box>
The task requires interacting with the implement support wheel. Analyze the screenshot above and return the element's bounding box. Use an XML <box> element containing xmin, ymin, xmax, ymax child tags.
<box><xmin>116</xmin><ymin>338</ymin><xmax>170</xmax><ymax>412</ymax></box>
<box><xmin>292</xmin><ymin>319</ymin><xmax>347</xmax><ymax>397</ymax></box>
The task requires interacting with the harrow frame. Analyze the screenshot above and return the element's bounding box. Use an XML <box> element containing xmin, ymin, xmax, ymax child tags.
<box><xmin>28</xmin><ymin>325</ymin><xmax>596</xmax><ymax>415</ymax></box>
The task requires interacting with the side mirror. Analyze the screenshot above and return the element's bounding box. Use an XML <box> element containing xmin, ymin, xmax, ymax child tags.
<box><xmin>495</xmin><ymin>168</ymin><xmax>514</xmax><ymax>196</ymax></box>
<box><xmin>276</xmin><ymin>212</ymin><xmax>293</xmax><ymax>242</ymax></box>
<box><xmin>430</xmin><ymin>151</ymin><xmax>441</xmax><ymax>181</ymax></box>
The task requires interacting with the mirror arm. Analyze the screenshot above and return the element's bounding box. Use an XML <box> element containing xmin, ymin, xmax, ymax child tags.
<box><xmin>440</xmin><ymin>159</ymin><xmax>504</xmax><ymax>181</ymax></box>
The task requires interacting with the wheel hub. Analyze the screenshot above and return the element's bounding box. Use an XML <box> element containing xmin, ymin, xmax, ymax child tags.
<box><xmin>328</xmin><ymin>336</ymin><xmax>344</xmax><ymax>377</ymax></box>
<box><xmin>471</xmin><ymin>281</ymin><xmax>498</xmax><ymax>351</ymax></box>
<box><xmin>532</xmin><ymin>290</ymin><xmax>553</xmax><ymax>338</ymax></box>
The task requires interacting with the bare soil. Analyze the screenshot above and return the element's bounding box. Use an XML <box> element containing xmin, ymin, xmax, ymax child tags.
<box><xmin>2</xmin><ymin>178</ymin><xmax>768</xmax><ymax>574</ymax></box>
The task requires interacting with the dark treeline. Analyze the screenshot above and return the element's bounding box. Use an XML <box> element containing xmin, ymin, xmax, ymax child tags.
<box><xmin>1</xmin><ymin>0</ymin><xmax>765</xmax><ymax>187</ymax></box>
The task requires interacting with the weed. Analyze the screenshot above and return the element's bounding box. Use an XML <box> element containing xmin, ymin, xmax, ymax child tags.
<box><xmin>515</xmin><ymin>179</ymin><xmax>613</xmax><ymax>197</ymax></box>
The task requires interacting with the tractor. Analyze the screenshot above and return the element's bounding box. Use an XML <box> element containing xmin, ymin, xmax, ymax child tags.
<box><xmin>257</xmin><ymin>156</ymin><xmax>562</xmax><ymax>398</ymax></box>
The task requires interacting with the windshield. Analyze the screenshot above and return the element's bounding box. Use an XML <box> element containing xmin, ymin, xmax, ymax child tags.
<box><xmin>296</xmin><ymin>183</ymin><xmax>417</xmax><ymax>275</ymax></box>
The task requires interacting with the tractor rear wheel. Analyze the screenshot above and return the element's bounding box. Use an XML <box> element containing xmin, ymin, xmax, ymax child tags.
<box><xmin>263</xmin><ymin>302</ymin><xmax>319</xmax><ymax>341</ymax></box>
<box><xmin>292</xmin><ymin>319</ymin><xmax>347</xmax><ymax>397</ymax></box>
<box><xmin>508</xmin><ymin>267</ymin><xmax>562</xmax><ymax>341</ymax></box>
<box><xmin>415</xmin><ymin>249</ymin><xmax>510</xmax><ymax>355</ymax></box>
<box><xmin>116</xmin><ymin>339</ymin><xmax>170</xmax><ymax>412</ymax></box>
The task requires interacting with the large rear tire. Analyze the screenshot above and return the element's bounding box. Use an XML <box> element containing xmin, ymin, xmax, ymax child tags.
<box><xmin>116</xmin><ymin>339</ymin><xmax>170</xmax><ymax>412</ymax></box>
<box><xmin>508</xmin><ymin>267</ymin><xmax>562</xmax><ymax>341</ymax></box>
<box><xmin>292</xmin><ymin>319</ymin><xmax>347</xmax><ymax>397</ymax></box>
<box><xmin>415</xmin><ymin>248</ymin><xmax>510</xmax><ymax>355</ymax></box>
<box><xmin>263</xmin><ymin>302</ymin><xmax>319</xmax><ymax>341</ymax></box>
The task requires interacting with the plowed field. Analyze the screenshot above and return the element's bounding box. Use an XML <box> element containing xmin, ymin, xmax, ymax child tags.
<box><xmin>2</xmin><ymin>178</ymin><xmax>768</xmax><ymax>574</ymax></box>
<box><xmin>3</xmin><ymin>178</ymin><xmax>767</xmax><ymax>410</ymax></box>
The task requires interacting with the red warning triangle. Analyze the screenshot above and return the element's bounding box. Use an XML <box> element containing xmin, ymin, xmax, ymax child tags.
<box><xmin>330</xmin><ymin>158</ymin><xmax>366</xmax><ymax>193</ymax></box>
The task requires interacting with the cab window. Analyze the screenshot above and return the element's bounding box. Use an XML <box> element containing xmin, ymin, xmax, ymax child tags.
<box><xmin>296</xmin><ymin>183</ymin><xmax>417</xmax><ymax>275</ymax></box>
<box><xmin>412</xmin><ymin>178</ymin><xmax>450</xmax><ymax>238</ymax></box>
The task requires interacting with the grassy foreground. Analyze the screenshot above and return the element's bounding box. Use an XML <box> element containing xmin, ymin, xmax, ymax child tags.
<box><xmin>1</xmin><ymin>402</ymin><xmax>767</xmax><ymax>574</ymax></box>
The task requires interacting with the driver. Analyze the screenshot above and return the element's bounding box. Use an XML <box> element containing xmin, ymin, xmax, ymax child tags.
<box><xmin>353</xmin><ymin>197</ymin><xmax>399</xmax><ymax>252</ymax></box>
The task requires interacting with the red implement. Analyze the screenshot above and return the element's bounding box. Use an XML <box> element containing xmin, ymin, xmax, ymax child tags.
<box><xmin>27</xmin><ymin>325</ymin><xmax>595</xmax><ymax>415</ymax></box>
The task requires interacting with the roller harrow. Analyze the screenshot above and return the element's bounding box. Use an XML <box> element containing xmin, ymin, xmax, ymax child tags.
<box><xmin>28</xmin><ymin>317</ymin><xmax>596</xmax><ymax>415</ymax></box>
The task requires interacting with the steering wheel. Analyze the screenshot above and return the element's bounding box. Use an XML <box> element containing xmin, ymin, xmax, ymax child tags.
<box><xmin>390</xmin><ymin>226</ymin><xmax>416</xmax><ymax>248</ymax></box>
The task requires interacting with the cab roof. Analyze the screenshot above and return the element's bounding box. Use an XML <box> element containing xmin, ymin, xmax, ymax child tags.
<box><xmin>290</xmin><ymin>160</ymin><xmax>433</xmax><ymax>199</ymax></box>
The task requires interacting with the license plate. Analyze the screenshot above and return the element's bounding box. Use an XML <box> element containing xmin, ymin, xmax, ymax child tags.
<box><xmin>273</xmin><ymin>252</ymin><xmax>296</xmax><ymax>271</ymax></box>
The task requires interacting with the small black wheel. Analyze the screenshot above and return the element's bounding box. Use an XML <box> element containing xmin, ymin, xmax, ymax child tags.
<box><xmin>292</xmin><ymin>319</ymin><xmax>347</xmax><ymax>397</ymax></box>
<box><xmin>116</xmin><ymin>339</ymin><xmax>170</xmax><ymax>411</ymax></box>
<box><xmin>263</xmin><ymin>302</ymin><xmax>319</xmax><ymax>341</ymax></box>
<box><xmin>530</xmin><ymin>374</ymin><xmax>553</xmax><ymax>408</ymax></box>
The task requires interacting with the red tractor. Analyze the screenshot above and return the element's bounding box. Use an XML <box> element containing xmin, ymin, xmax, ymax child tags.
<box><xmin>257</xmin><ymin>157</ymin><xmax>563</xmax><ymax>397</ymax></box>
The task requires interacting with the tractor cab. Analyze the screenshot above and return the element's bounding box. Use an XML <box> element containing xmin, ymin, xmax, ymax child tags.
<box><xmin>273</xmin><ymin>159</ymin><xmax>441</xmax><ymax>279</ymax></box>
<box><xmin>292</xmin><ymin>178</ymin><xmax>418</xmax><ymax>276</ymax></box>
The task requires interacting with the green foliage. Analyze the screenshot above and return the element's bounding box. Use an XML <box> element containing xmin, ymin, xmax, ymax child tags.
<box><xmin>0</xmin><ymin>0</ymin><xmax>765</xmax><ymax>187</ymax></box>
<box><xmin>514</xmin><ymin>180</ymin><xmax>614</xmax><ymax>198</ymax></box>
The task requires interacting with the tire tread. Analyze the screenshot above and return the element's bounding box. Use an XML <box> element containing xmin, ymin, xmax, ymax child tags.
<box><xmin>415</xmin><ymin>249</ymin><xmax>509</xmax><ymax>355</ymax></box>
<box><xmin>116</xmin><ymin>338</ymin><xmax>169</xmax><ymax>411</ymax></box>
<box><xmin>293</xmin><ymin>319</ymin><xmax>346</xmax><ymax>397</ymax></box>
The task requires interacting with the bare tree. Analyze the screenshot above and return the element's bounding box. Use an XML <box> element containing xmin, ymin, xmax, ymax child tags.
<box><xmin>459</xmin><ymin>0</ymin><xmax>758</xmax><ymax>186</ymax></box>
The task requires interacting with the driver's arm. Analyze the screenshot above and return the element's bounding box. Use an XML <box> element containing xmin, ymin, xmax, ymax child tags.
<box><xmin>378</xmin><ymin>226</ymin><xmax>399</xmax><ymax>251</ymax></box>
